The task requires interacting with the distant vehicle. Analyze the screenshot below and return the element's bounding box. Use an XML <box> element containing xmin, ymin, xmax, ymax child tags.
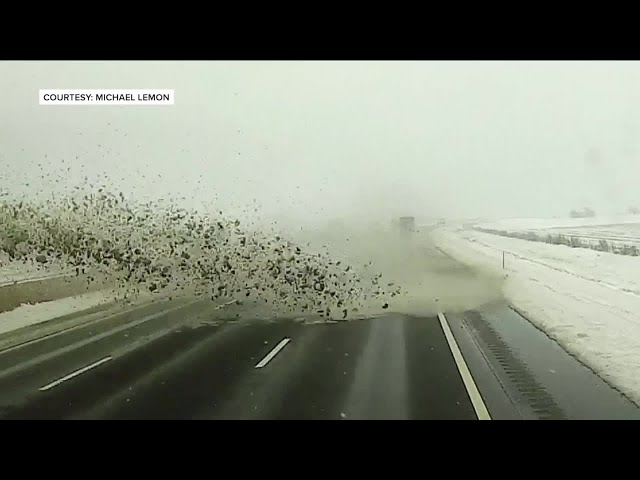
<box><xmin>398</xmin><ymin>216</ymin><xmax>415</xmax><ymax>233</ymax></box>
<box><xmin>569</xmin><ymin>207</ymin><xmax>595</xmax><ymax>218</ymax></box>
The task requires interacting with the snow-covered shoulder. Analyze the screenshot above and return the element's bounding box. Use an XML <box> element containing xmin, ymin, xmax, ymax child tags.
<box><xmin>432</xmin><ymin>226</ymin><xmax>640</xmax><ymax>406</ymax></box>
<box><xmin>0</xmin><ymin>291</ymin><xmax>115</xmax><ymax>336</ymax></box>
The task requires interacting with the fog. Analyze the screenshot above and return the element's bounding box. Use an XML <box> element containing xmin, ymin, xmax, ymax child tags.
<box><xmin>2</xmin><ymin>61</ymin><xmax>640</xmax><ymax>225</ymax></box>
<box><xmin>11</xmin><ymin>60</ymin><xmax>640</xmax><ymax>317</ymax></box>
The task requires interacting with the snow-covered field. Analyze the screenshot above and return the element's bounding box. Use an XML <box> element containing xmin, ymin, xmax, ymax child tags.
<box><xmin>431</xmin><ymin>225</ymin><xmax>640</xmax><ymax>406</ymax></box>
<box><xmin>471</xmin><ymin>215</ymin><xmax>640</xmax><ymax>256</ymax></box>
<box><xmin>475</xmin><ymin>215</ymin><xmax>640</xmax><ymax>232</ymax></box>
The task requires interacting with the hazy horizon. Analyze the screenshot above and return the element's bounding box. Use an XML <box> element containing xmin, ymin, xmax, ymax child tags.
<box><xmin>2</xmin><ymin>61</ymin><xmax>640</xmax><ymax>225</ymax></box>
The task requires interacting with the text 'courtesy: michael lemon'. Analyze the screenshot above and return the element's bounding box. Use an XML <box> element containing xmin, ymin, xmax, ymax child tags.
<box><xmin>39</xmin><ymin>89</ymin><xmax>175</xmax><ymax>106</ymax></box>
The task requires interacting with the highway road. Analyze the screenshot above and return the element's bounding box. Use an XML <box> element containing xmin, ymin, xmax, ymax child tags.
<box><xmin>0</xmin><ymin>297</ymin><xmax>484</xmax><ymax>420</ymax></box>
<box><xmin>0</xmin><ymin>291</ymin><xmax>638</xmax><ymax>420</ymax></box>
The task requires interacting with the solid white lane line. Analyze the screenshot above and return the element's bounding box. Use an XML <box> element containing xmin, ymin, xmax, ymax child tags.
<box><xmin>39</xmin><ymin>356</ymin><xmax>112</xmax><ymax>392</ymax></box>
<box><xmin>438</xmin><ymin>313</ymin><xmax>492</xmax><ymax>420</ymax></box>
<box><xmin>0</xmin><ymin>299</ymin><xmax>160</xmax><ymax>356</ymax></box>
<box><xmin>255</xmin><ymin>338</ymin><xmax>291</xmax><ymax>368</ymax></box>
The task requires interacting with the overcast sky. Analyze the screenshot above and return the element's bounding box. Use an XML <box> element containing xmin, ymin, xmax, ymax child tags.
<box><xmin>1</xmin><ymin>61</ymin><xmax>639</xmax><ymax>224</ymax></box>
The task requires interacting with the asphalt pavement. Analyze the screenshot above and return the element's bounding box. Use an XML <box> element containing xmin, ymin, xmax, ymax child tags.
<box><xmin>0</xmin><ymin>292</ymin><xmax>638</xmax><ymax>420</ymax></box>
<box><xmin>0</xmin><ymin>296</ymin><xmax>485</xmax><ymax>420</ymax></box>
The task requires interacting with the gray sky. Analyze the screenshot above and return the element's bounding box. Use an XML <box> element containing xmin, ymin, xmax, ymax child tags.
<box><xmin>1</xmin><ymin>61</ymin><xmax>639</xmax><ymax>223</ymax></box>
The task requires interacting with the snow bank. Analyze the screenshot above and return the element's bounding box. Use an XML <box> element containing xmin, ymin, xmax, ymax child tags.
<box><xmin>0</xmin><ymin>290</ymin><xmax>116</xmax><ymax>336</ymax></box>
<box><xmin>432</xmin><ymin>226</ymin><xmax>640</xmax><ymax>405</ymax></box>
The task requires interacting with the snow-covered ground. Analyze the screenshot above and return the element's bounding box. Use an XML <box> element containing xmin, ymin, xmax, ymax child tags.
<box><xmin>431</xmin><ymin>225</ymin><xmax>640</xmax><ymax>406</ymax></box>
<box><xmin>471</xmin><ymin>215</ymin><xmax>640</xmax><ymax>256</ymax></box>
<box><xmin>475</xmin><ymin>214</ymin><xmax>640</xmax><ymax>232</ymax></box>
<box><xmin>0</xmin><ymin>290</ymin><xmax>117</xmax><ymax>335</ymax></box>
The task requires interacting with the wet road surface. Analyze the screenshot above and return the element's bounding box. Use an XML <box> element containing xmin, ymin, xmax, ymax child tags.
<box><xmin>0</xmin><ymin>295</ymin><xmax>637</xmax><ymax>420</ymax></box>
